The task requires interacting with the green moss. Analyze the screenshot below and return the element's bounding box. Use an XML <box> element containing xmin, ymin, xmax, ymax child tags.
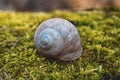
<box><xmin>0</xmin><ymin>10</ymin><xmax>120</xmax><ymax>80</ymax></box>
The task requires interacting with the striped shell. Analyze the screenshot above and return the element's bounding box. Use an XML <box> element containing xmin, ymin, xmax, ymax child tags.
<box><xmin>34</xmin><ymin>18</ymin><xmax>83</xmax><ymax>61</ymax></box>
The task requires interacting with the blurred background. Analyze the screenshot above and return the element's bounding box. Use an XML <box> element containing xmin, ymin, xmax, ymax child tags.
<box><xmin>0</xmin><ymin>0</ymin><xmax>120</xmax><ymax>12</ymax></box>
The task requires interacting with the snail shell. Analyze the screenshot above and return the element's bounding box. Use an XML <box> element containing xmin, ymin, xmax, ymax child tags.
<box><xmin>34</xmin><ymin>18</ymin><xmax>83</xmax><ymax>61</ymax></box>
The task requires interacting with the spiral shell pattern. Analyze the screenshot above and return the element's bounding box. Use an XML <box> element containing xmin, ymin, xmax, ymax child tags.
<box><xmin>34</xmin><ymin>18</ymin><xmax>83</xmax><ymax>61</ymax></box>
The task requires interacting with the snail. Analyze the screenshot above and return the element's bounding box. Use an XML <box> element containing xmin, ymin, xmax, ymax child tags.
<box><xmin>34</xmin><ymin>18</ymin><xmax>83</xmax><ymax>61</ymax></box>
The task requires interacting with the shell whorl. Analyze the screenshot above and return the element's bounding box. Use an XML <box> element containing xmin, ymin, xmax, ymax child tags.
<box><xmin>34</xmin><ymin>18</ymin><xmax>83</xmax><ymax>61</ymax></box>
<box><xmin>39</xmin><ymin>31</ymin><xmax>53</xmax><ymax>50</ymax></box>
<box><xmin>37</xmin><ymin>28</ymin><xmax>64</xmax><ymax>55</ymax></box>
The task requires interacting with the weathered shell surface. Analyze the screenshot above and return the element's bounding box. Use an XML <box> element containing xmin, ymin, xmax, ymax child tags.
<box><xmin>34</xmin><ymin>18</ymin><xmax>83</xmax><ymax>61</ymax></box>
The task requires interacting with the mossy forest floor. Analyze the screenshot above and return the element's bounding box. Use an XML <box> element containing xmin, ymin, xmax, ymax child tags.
<box><xmin>0</xmin><ymin>10</ymin><xmax>120</xmax><ymax>80</ymax></box>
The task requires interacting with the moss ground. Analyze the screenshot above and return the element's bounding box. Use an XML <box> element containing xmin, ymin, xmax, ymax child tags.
<box><xmin>0</xmin><ymin>10</ymin><xmax>120</xmax><ymax>80</ymax></box>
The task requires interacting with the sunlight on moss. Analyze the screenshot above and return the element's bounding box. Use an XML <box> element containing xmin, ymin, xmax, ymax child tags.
<box><xmin>0</xmin><ymin>10</ymin><xmax>120</xmax><ymax>80</ymax></box>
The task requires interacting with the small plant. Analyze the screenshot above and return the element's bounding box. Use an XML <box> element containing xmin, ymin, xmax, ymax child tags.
<box><xmin>0</xmin><ymin>10</ymin><xmax>120</xmax><ymax>80</ymax></box>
